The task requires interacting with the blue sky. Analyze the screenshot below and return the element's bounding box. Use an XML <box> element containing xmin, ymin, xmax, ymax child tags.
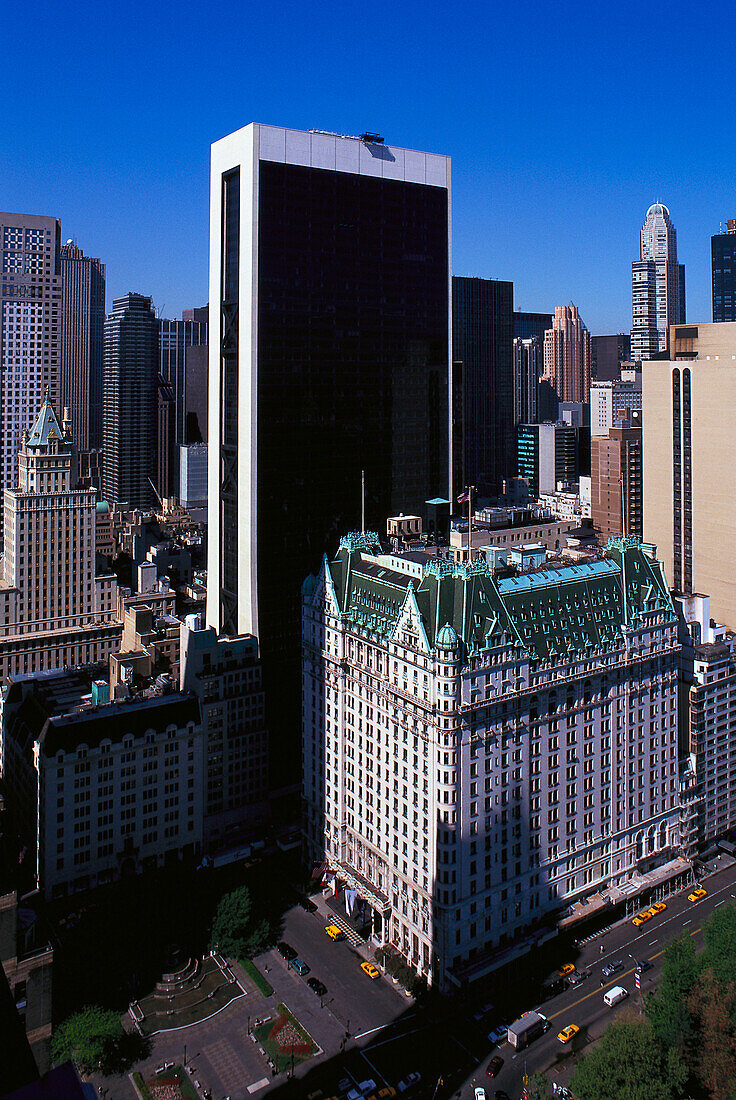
<box><xmin>4</xmin><ymin>0</ymin><xmax>732</xmax><ymax>332</ymax></box>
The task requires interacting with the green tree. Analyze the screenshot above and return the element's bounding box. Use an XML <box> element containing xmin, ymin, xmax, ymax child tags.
<box><xmin>51</xmin><ymin>1006</ymin><xmax>125</xmax><ymax>1073</ymax></box>
<box><xmin>701</xmin><ymin>903</ymin><xmax>736</xmax><ymax>987</ymax></box>
<box><xmin>569</xmin><ymin>1018</ymin><xmax>687</xmax><ymax>1100</ymax></box>
<box><xmin>687</xmin><ymin>967</ymin><xmax>736</xmax><ymax>1100</ymax></box>
<box><xmin>646</xmin><ymin>933</ymin><xmax>698</xmax><ymax>1052</ymax></box>
<box><xmin>209</xmin><ymin>886</ymin><xmax>269</xmax><ymax>959</ymax></box>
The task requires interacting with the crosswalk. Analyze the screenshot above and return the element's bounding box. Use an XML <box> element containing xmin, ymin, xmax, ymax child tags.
<box><xmin>327</xmin><ymin>911</ymin><xmax>365</xmax><ymax>947</ymax></box>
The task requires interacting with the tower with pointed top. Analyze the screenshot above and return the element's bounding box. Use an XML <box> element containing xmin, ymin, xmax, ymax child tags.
<box><xmin>631</xmin><ymin>203</ymin><xmax>685</xmax><ymax>361</ymax></box>
<box><xmin>0</xmin><ymin>394</ymin><xmax>121</xmax><ymax>678</ymax></box>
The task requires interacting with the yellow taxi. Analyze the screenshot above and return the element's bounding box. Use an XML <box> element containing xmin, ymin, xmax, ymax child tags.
<box><xmin>632</xmin><ymin>910</ymin><xmax>653</xmax><ymax>927</ymax></box>
<box><xmin>650</xmin><ymin>901</ymin><xmax>667</xmax><ymax>913</ymax></box>
<box><xmin>361</xmin><ymin>961</ymin><xmax>380</xmax><ymax>979</ymax></box>
<box><xmin>558</xmin><ymin>963</ymin><xmax>576</xmax><ymax>977</ymax></box>
<box><xmin>324</xmin><ymin>924</ymin><xmax>345</xmax><ymax>941</ymax></box>
<box><xmin>688</xmin><ymin>887</ymin><xmax>707</xmax><ymax>903</ymax></box>
<box><xmin>557</xmin><ymin>1024</ymin><xmax>580</xmax><ymax>1044</ymax></box>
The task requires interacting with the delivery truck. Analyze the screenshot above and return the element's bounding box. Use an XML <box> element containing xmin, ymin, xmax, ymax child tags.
<box><xmin>507</xmin><ymin>1010</ymin><xmax>549</xmax><ymax>1050</ymax></box>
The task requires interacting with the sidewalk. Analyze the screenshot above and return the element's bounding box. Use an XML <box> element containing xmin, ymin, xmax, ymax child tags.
<box><xmin>309</xmin><ymin>889</ymin><xmax>374</xmax><ymax>960</ymax></box>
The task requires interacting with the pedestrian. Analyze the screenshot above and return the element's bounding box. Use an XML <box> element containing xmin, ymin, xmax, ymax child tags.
<box><xmin>600</xmin><ymin>943</ymin><xmax>605</xmax><ymax>955</ymax></box>
<box><xmin>600</xmin><ymin>978</ymin><xmax>605</xmax><ymax>987</ymax></box>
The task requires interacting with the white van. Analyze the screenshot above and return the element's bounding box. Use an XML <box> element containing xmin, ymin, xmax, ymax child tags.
<box><xmin>603</xmin><ymin>985</ymin><xmax>629</xmax><ymax>1007</ymax></box>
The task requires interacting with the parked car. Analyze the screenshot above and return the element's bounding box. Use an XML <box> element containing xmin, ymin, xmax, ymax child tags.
<box><xmin>602</xmin><ymin>960</ymin><xmax>624</xmax><ymax>977</ymax></box>
<box><xmin>397</xmin><ymin>1073</ymin><xmax>421</xmax><ymax>1093</ymax></box>
<box><xmin>324</xmin><ymin>923</ymin><xmax>345</xmax><ymax>941</ymax></box>
<box><xmin>567</xmin><ymin>969</ymin><xmax>589</xmax><ymax>986</ymax></box>
<box><xmin>292</xmin><ymin>958</ymin><xmax>310</xmax><ymax>977</ymax></box>
<box><xmin>558</xmin><ymin>962</ymin><xmax>576</xmax><ymax>976</ymax></box>
<box><xmin>360</xmin><ymin>961</ymin><xmax>380</xmax><ymax>979</ymax></box>
<box><xmin>632</xmin><ymin>911</ymin><xmax>652</xmax><ymax>927</ymax></box>
<box><xmin>604</xmin><ymin>985</ymin><xmax>629</xmax><ymax>1007</ymax></box>
<box><xmin>298</xmin><ymin>895</ymin><xmax>318</xmax><ymax>913</ymax></box>
<box><xmin>486</xmin><ymin>1056</ymin><xmax>504</xmax><ymax>1077</ymax></box>
<box><xmin>307</xmin><ymin>977</ymin><xmax>327</xmax><ymax>996</ymax></box>
<box><xmin>487</xmin><ymin>1023</ymin><xmax>509</xmax><ymax>1045</ymax></box>
<box><xmin>688</xmin><ymin>887</ymin><xmax>707</xmax><ymax>902</ymax></box>
<box><xmin>474</xmin><ymin>1089</ymin><xmax>487</xmax><ymax>1100</ymax></box>
<box><xmin>650</xmin><ymin>901</ymin><xmax>667</xmax><ymax>913</ymax></box>
<box><xmin>635</xmin><ymin>958</ymin><xmax>653</xmax><ymax>974</ymax></box>
<box><xmin>277</xmin><ymin>941</ymin><xmax>297</xmax><ymax>961</ymax></box>
<box><xmin>473</xmin><ymin>1000</ymin><xmax>495</xmax><ymax>1021</ymax></box>
<box><xmin>557</xmin><ymin>1024</ymin><xmax>579</xmax><ymax>1044</ymax></box>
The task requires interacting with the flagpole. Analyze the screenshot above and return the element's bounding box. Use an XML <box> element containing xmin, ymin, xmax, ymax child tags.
<box><xmin>361</xmin><ymin>469</ymin><xmax>365</xmax><ymax>534</ymax></box>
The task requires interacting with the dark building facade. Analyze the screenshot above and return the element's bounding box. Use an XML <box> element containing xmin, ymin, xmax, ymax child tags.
<box><xmin>513</xmin><ymin>310</ymin><xmax>553</xmax><ymax>341</ymax></box>
<box><xmin>207</xmin><ymin>125</ymin><xmax>451</xmax><ymax>777</ymax></box>
<box><xmin>102</xmin><ymin>294</ymin><xmax>158</xmax><ymax>510</ymax></box>
<box><xmin>184</xmin><ymin>344</ymin><xmax>208</xmax><ymax>444</ymax></box>
<box><xmin>712</xmin><ymin>221</ymin><xmax>736</xmax><ymax>323</ymax></box>
<box><xmin>159</xmin><ymin>310</ymin><xmax>208</xmax><ymax>490</ymax></box>
<box><xmin>453</xmin><ymin>276</ymin><xmax>514</xmax><ymax>494</ymax></box>
<box><xmin>591</xmin><ymin>333</ymin><xmax>631</xmax><ymax>381</ymax></box>
<box><xmin>59</xmin><ymin>241</ymin><xmax>105</xmax><ymax>454</ymax></box>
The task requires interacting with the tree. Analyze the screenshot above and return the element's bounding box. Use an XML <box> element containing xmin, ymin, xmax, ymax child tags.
<box><xmin>569</xmin><ymin>1018</ymin><xmax>687</xmax><ymax>1100</ymax></box>
<box><xmin>701</xmin><ymin>903</ymin><xmax>736</xmax><ymax>987</ymax></box>
<box><xmin>646</xmin><ymin>933</ymin><xmax>698</xmax><ymax>1052</ymax></box>
<box><xmin>687</xmin><ymin>967</ymin><xmax>736</xmax><ymax>1100</ymax></box>
<box><xmin>209</xmin><ymin>886</ymin><xmax>270</xmax><ymax>959</ymax></box>
<box><xmin>52</xmin><ymin>1006</ymin><xmax>126</xmax><ymax>1073</ymax></box>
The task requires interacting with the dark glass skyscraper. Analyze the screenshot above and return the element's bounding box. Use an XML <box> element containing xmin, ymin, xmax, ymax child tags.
<box><xmin>102</xmin><ymin>293</ymin><xmax>159</xmax><ymax>510</ymax></box>
<box><xmin>159</xmin><ymin>309</ymin><xmax>208</xmax><ymax>493</ymax></box>
<box><xmin>513</xmin><ymin>310</ymin><xmax>552</xmax><ymax>341</ymax></box>
<box><xmin>207</xmin><ymin>124</ymin><xmax>451</xmax><ymax>771</ymax></box>
<box><xmin>712</xmin><ymin>221</ymin><xmax>736</xmax><ymax>322</ymax></box>
<box><xmin>452</xmin><ymin>276</ymin><xmax>514</xmax><ymax>494</ymax></box>
<box><xmin>59</xmin><ymin>241</ymin><xmax>106</xmax><ymax>453</ymax></box>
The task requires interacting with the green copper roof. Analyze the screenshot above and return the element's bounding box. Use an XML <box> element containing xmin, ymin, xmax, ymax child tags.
<box><xmin>26</xmin><ymin>391</ymin><xmax>65</xmax><ymax>449</ymax></box>
<box><xmin>314</xmin><ymin>535</ymin><xmax>676</xmax><ymax>661</ymax></box>
<box><xmin>437</xmin><ymin>623</ymin><xmax>460</xmax><ymax>648</ymax></box>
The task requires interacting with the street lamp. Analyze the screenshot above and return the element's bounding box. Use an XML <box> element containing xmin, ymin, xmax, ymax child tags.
<box><xmin>247</xmin><ymin>1015</ymin><xmax>251</xmax><ymax>1035</ymax></box>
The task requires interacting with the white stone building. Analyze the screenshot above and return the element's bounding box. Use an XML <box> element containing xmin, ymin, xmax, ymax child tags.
<box><xmin>303</xmin><ymin>533</ymin><xmax>683</xmax><ymax>990</ymax></box>
<box><xmin>0</xmin><ymin>394</ymin><xmax>120</xmax><ymax>678</ymax></box>
<box><xmin>1</xmin><ymin>671</ymin><xmax>203</xmax><ymax>899</ymax></box>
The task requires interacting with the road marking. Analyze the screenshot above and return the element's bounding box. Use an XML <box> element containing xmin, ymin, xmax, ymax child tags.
<box><xmin>355</xmin><ymin>1025</ymin><xmax>386</xmax><ymax>1039</ymax></box>
<box><xmin>715</xmin><ymin>900</ymin><xmax>726</xmax><ymax>908</ymax></box>
<box><xmin>648</xmin><ymin>938</ymin><xmax>658</xmax><ymax>945</ymax></box>
<box><xmin>682</xmin><ymin>919</ymin><xmax>691</xmax><ymax>926</ymax></box>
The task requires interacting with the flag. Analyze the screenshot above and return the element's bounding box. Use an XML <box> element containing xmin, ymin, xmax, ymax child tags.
<box><xmin>457</xmin><ymin>490</ymin><xmax>470</xmax><ymax>504</ymax></box>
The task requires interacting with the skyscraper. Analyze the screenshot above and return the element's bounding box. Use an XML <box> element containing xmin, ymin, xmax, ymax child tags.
<box><xmin>207</xmin><ymin>124</ymin><xmax>451</xmax><ymax>767</ymax></box>
<box><xmin>0</xmin><ymin>394</ymin><xmax>120</xmax><ymax>678</ymax></box>
<box><xmin>452</xmin><ymin>276</ymin><xmax>514</xmax><ymax>494</ymax></box>
<box><xmin>643</xmin><ymin>322</ymin><xmax>736</xmax><ymax>625</ymax></box>
<box><xmin>513</xmin><ymin>335</ymin><xmax>541</xmax><ymax>425</ymax></box>
<box><xmin>543</xmin><ymin>303</ymin><xmax>591</xmax><ymax>405</ymax></box>
<box><xmin>0</xmin><ymin>213</ymin><xmax>62</xmax><ymax>501</ymax></box>
<box><xmin>102</xmin><ymin>293</ymin><xmax>159</xmax><ymax>510</ymax></box>
<box><xmin>631</xmin><ymin>203</ymin><xmax>684</xmax><ymax>360</ymax></box>
<box><xmin>59</xmin><ymin>240</ymin><xmax>106</xmax><ymax>454</ymax></box>
<box><xmin>711</xmin><ymin>220</ymin><xmax>736</xmax><ymax>323</ymax></box>
<box><xmin>513</xmin><ymin>310</ymin><xmax>552</xmax><ymax>341</ymax></box>
<box><xmin>591</xmin><ymin>420</ymin><xmax>643</xmax><ymax>540</ymax></box>
<box><xmin>591</xmin><ymin>333</ymin><xmax>631</xmax><ymax>381</ymax></box>
<box><xmin>159</xmin><ymin>310</ymin><xmax>208</xmax><ymax>492</ymax></box>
